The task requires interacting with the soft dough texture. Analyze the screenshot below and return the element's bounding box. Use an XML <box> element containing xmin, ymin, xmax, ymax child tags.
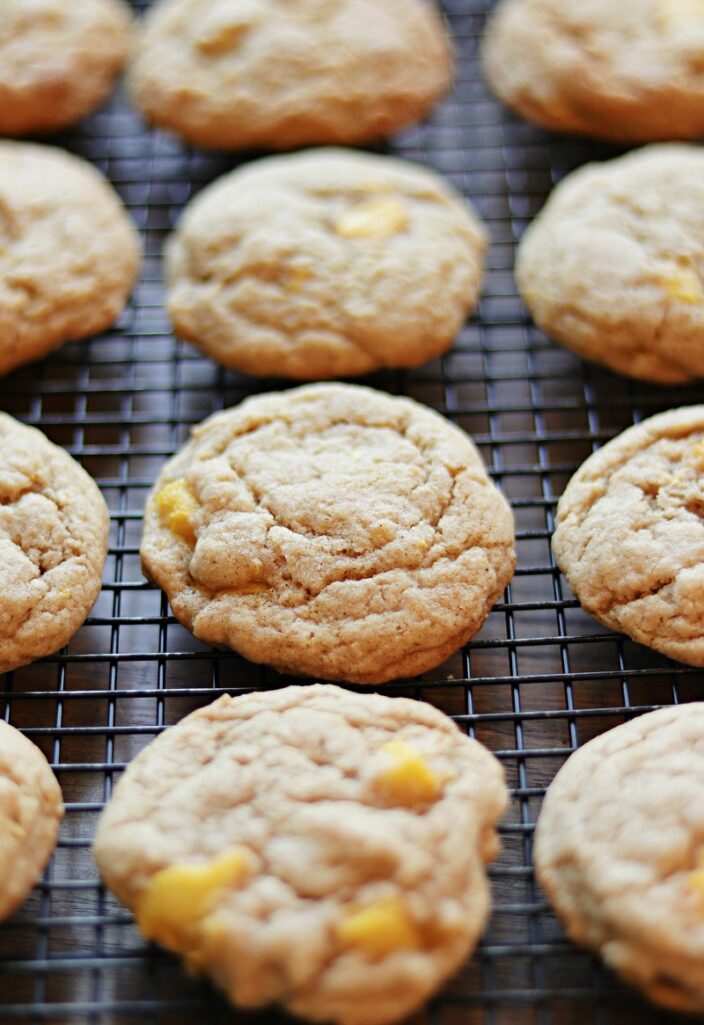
<box><xmin>535</xmin><ymin>704</ymin><xmax>704</xmax><ymax>1013</ymax></box>
<box><xmin>517</xmin><ymin>145</ymin><xmax>704</xmax><ymax>384</ymax></box>
<box><xmin>0</xmin><ymin>142</ymin><xmax>141</xmax><ymax>377</ymax></box>
<box><xmin>94</xmin><ymin>684</ymin><xmax>508</xmax><ymax>1025</ymax></box>
<box><xmin>167</xmin><ymin>148</ymin><xmax>487</xmax><ymax>379</ymax></box>
<box><xmin>553</xmin><ymin>406</ymin><xmax>704</xmax><ymax>666</ymax></box>
<box><xmin>140</xmin><ymin>383</ymin><xmax>516</xmax><ymax>684</ymax></box>
<box><xmin>0</xmin><ymin>720</ymin><xmax>63</xmax><ymax>919</ymax></box>
<box><xmin>128</xmin><ymin>0</ymin><xmax>452</xmax><ymax>150</ymax></box>
<box><xmin>0</xmin><ymin>0</ymin><xmax>132</xmax><ymax>135</ymax></box>
<box><xmin>481</xmin><ymin>0</ymin><xmax>704</xmax><ymax>142</ymax></box>
<box><xmin>0</xmin><ymin>413</ymin><xmax>109</xmax><ymax>674</ymax></box>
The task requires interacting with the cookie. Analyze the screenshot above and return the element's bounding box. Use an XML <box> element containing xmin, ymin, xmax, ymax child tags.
<box><xmin>516</xmin><ymin>145</ymin><xmax>704</xmax><ymax>384</ymax></box>
<box><xmin>481</xmin><ymin>0</ymin><xmax>704</xmax><ymax>143</ymax></box>
<box><xmin>552</xmin><ymin>405</ymin><xmax>704</xmax><ymax>667</ymax></box>
<box><xmin>0</xmin><ymin>142</ymin><xmax>141</xmax><ymax>377</ymax></box>
<box><xmin>0</xmin><ymin>0</ymin><xmax>132</xmax><ymax>136</ymax></box>
<box><xmin>535</xmin><ymin>704</ymin><xmax>704</xmax><ymax>1012</ymax></box>
<box><xmin>0</xmin><ymin>413</ymin><xmax>109</xmax><ymax>675</ymax></box>
<box><xmin>139</xmin><ymin>383</ymin><xmax>516</xmax><ymax>684</ymax></box>
<box><xmin>94</xmin><ymin>684</ymin><xmax>508</xmax><ymax>1025</ymax></box>
<box><xmin>166</xmin><ymin>149</ymin><xmax>487</xmax><ymax>379</ymax></box>
<box><xmin>0</xmin><ymin>720</ymin><xmax>63</xmax><ymax>919</ymax></box>
<box><xmin>128</xmin><ymin>0</ymin><xmax>452</xmax><ymax>150</ymax></box>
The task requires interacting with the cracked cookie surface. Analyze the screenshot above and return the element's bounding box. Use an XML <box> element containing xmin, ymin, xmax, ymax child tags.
<box><xmin>516</xmin><ymin>145</ymin><xmax>704</xmax><ymax>384</ymax></box>
<box><xmin>0</xmin><ymin>413</ymin><xmax>109</xmax><ymax>674</ymax></box>
<box><xmin>0</xmin><ymin>0</ymin><xmax>132</xmax><ymax>135</ymax></box>
<box><xmin>553</xmin><ymin>406</ymin><xmax>704</xmax><ymax>666</ymax></box>
<box><xmin>140</xmin><ymin>383</ymin><xmax>515</xmax><ymax>683</ymax></box>
<box><xmin>535</xmin><ymin>704</ymin><xmax>704</xmax><ymax>1012</ymax></box>
<box><xmin>94</xmin><ymin>683</ymin><xmax>507</xmax><ymax>1025</ymax></box>
<box><xmin>167</xmin><ymin>149</ymin><xmax>487</xmax><ymax>379</ymax></box>
<box><xmin>128</xmin><ymin>0</ymin><xmax>452</xmax><ymax>150</ymax></box>
<box><xmin>0</xmin><ymin>719</ymin><xmax>63</xmax><ymax>920</ymax></box>
<box><xmin>0</xmin><ymin>142</ymin><xmax>141</xmax><ymax>377</ymax></box>
<box><xmin>482</xmin><ymin>0</ymin><xmax>704</xmax><ymax>142</ymax></box>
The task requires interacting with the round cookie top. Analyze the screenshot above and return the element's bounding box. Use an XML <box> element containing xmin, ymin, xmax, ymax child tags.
<box><xmin>140</xmin><ymin>383</ymin><xmax>515</xmax><ymax>684</ymax></box>
<box><xmin>0</xmin><ymin>0</ymin><xmax>132</xmax><ymax>136</ymax></box>
<box><xmin>0</xmin><ymin>142</ymin><xmax>141</xmax><ymax>378</ymax></box>
<box><xmin>553</xmin><ymin>405</ymin><xmax>704</xmax><ymax>667</ymax></box>
<box><xmin>482</xmin><ymin>0</ymin><xmax>704</xmax><ymax>142</ymax></box>
<box><xmin>535</xmin><ymin>704</ymin><xmax>704</xmax><ymax>1013</ymax></box>
<box><xmin>0</xmin><ymin>719</ymin><xmax>63</xmax><ymax>920</ymax></box>
<box><xmin>94</xmin><ymin>684</ymin><xmax>508</xmax><ymax>1025</ymax></box>
<box><xmin>517</xmin><ymin>145</ymin><xmax>704</xmax><ymax>384</ymax></box>
<box><xmin>167</xmin><ymin>149</ymin><xmax>487</xmax><ymax>379</ymax></box>
<box><xmin>128</xmin><ymin>0</ymin><xmax>452</xmax><ymax>150</ymax></box>
<box><xmin>0</xmin><ymin>413</ymin><xmax>109</xmax><ymax>675</ymax></box>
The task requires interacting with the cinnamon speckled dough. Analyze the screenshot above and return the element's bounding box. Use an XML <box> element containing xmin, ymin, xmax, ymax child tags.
<box><xmin>0</xmin><ymin>720</ymin><xmax>63</xmax><ymax>920</ymax></box>
<box><xmin>128</xmin><ymin>0</ymin><xmax>452</xmax><ymax>150</ymax></box>
<box><xmin>0</xmin><ymin>142</ymin><xmax>141</xmax><ymax>377</ymax></box>
<box><xmin>553</xmin><ymin>406</ymin><xmax>704</xmax><ymax>667</ymax></box>
<box><xmin>0</xmin><ymin>413</ymin><xmax>109</xmax><ymax>674</ymax></box>
<box><xmin>166</xmin><ymin>149</ymin><xmax>487</xmax><ymax>379</ymax></box>
<box><xmin>94</xmin><ymin>684</ymin><xmax>508</xmax><ymax>1025</ymax></box>
<box><xmin>140</xmin><ymin>383</ymin><xmax>516</xmax><ymax>684</ymax></box>
<box><xmin>0</xmin><ymin>0</ymin><xmax>132</xmax><ymax>135</ymax></box>
<box><xmin>481</xmin><ymin>0</ymin><xmax>704</xmax><ymax>142</ymax></box>
<box><xmin>517</xmin><ymin>146</ymin><xmax>704</xmax><ymax>384</ymax></box>
<box><xmin>535</xmin><ymin>704</ymin><xmax>704</xmax><ymax>1012</ymax></box>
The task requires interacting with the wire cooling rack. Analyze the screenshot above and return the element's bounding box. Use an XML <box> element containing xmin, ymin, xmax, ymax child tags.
<box><xmin>1</xmin><ymin>1</ymin><xmax>703</xmax><ymax>1023</ymax></box>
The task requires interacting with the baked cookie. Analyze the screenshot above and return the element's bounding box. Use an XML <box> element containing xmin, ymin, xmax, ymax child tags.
<box><xmin>166</xmin><ymin>149</ymin><xmax>487</xmax><ymax>379</ymax></box>
<box><xmin>140</xmin><ymin>383</ymin><xmax>516</xmax><ymax>684</ymax></box>
<box><xmin>517</xmin><ymin>145</ymin><xmax>704</xmax><ymax>384</ymax></box>
<box><xmin>0</xmin><ymin>720</ymin><xmax>63</xmax><ymax>919</ymax></box>
<box><xmin>553</xmin><ymin>405</ymin><xmax>704</xmax><ymax>667</ymax></box>
<box><xmin>481</xmin><ymin>0</ymin><xmax>704</xmax><ymax>142</ymax></box>
<box><xmin>128</xmin><ymin>0</ymin><xmax>452</xmax><ymax>150</ymax></box>
<box><xmin>0</xmin><ymin>142</ymin><xmax>141</xmax><ymax>377</ymax></box>
<box><xmin>0</xmin><ymin>0</ymin><xmax>132</xmax><ymax>136</ymax></box>
<box><xmin>94</xmin><ymin>684</ymin><xmax>508</xmax><ymax>1025</ymax></box>
<box><xmin>535</xmin><ymin>704</ymin><xmax>704</xmax><ymax>1012</ymax></box>
<box><xmin>0</xmin><ymin>413</ymin><xmax>109</xmax><ymax>675</ymax></box>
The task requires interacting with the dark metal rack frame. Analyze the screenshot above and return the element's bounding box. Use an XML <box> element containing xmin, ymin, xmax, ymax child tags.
<box><xmin>0</xmin><ymin>2</ymin><xmax>702</xmax><ymax>1023</ymax></box>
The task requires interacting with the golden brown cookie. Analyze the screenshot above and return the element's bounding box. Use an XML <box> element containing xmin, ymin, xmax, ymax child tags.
<box><xmin>0</xmin><ymin>0</ymin><xmax>132</xmax><ymax>136</ymax></box>
<box><xmin>140</xmin><ymin>383</ymin><xmax>516</xmax><ymax>684</ymax></box>
<box><xmin>128</xmin><ymin>0</ymin><xmax>452</xmax><ymax>150</ymax></box>
<box><xmin>553</xmin><ymin>405</ymin><xmax>704</xmax><ymax>666</ymax></box>
<box><xmin>94</xmin><ymin>684</ymin><xmax>508</xmax><ymax>1025</ymax></box>
<box><xmin>167</xmin><ymin>149</ymin><xmax>487</xmax><ymax>379</ymax></box>
<box><xmin>535</xmin><ymin>704</ymin><xmax>704</xmax><ymax>1012</ymax></box>
<box><xmin>0</xmin><ymin>142</ymin><xmax>141</xmax><ymax>377</ymax></box>
<box><xmin>482</xmin><ymin>0</ymin><xmax>704</xmax><ymax>142</ymax></box>
<box><xmin>0</xmin><ymin>413</ymin><xmax>109</xmax><ymax>674</ymax></box>
<box><xmin>516</xmin><ymin>146</ymin><xmax>704</xmax><ymax>384</ymax></box>
<box><xmin>0</xmin><ymin>719</ymin><xmax>63</xmax><ymax>920</ymax></box>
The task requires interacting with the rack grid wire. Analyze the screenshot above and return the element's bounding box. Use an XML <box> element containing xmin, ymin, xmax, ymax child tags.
<box><xmin>1</xmin><ymin>2</ymin><xmax>702</xmax><ymax>1023</ymax></box>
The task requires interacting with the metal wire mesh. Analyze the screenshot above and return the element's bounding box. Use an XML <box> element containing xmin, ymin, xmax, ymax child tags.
<box><xmin>1</xmin><ymin>1</ymin><xmax>702</xmax><ymax>1022</ymax></box>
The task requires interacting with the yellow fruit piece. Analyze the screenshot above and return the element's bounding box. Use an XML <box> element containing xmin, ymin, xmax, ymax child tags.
<box><xmin>336</xmin><ymin>897</ymin><xmax>423</xmax><ymax>957</ymax></box>
<box><xmin>285</xmin><ymin>265</ymin><xmax>313</xmax><ymax>292</ymax></box>
<box><xmin>154</xmin><ymin>479</ymin><xmax>198</xmax><ymax>545</ymax></box>
<box><xmin>656</xmin><ymin>0</ymin><xmax>704</xmax><ymax>29</ymax></box>
<box><xmin>692</xmin><ymin>439</ymin><xmax>704</xmax><ymax>468</ymax></box>
<box><xmin>137</xmin><ymin>848</ymin><xmax>250</xmax><ymax>956</ymax></box>
<box><xmin>373</xmin><ymin>738</ymin><xmax>443</xmax><ymax>806</ymax></box>
<box><xmin>662</xmin><ymin>265</ymin><xmax>704</xmax><ymax>304</ymax></box>
<box><xmin>335</xmin><ymin>197</ymin><xmax>409</xmax><ymax>239</ymax></box>
<box><xmin>688</xmin><ymin>867</ymin><xmax>704</xmax><ymax>907</ymax></box>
